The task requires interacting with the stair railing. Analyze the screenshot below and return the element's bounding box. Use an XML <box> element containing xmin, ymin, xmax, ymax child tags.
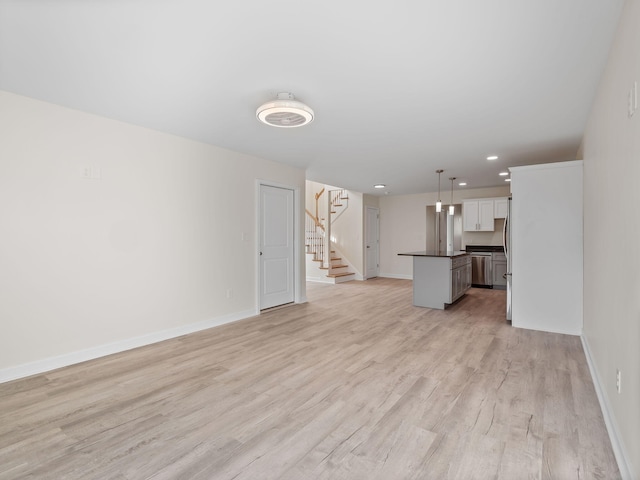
<box><xmin>314</xmin><ymin>187</ymin><xmax>325</xmax><ymax>227</ymax></box>
<box><xmin>308</xmin><ymin>187</ymin><xmax>351</xmax><ymax>275</ymax></box>
<box><xmin>330</xmin><ymin>189</ymin><xmax>349</xmax><ymax>223</ymax></box>
<box><xmin>305</xmin><ymin>210</ymin><xmax>324</xmax><ymax>264</ymax></box>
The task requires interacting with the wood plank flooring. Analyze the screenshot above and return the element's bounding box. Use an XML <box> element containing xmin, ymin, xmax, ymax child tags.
<box><xmin>0</xmin><ymin>278</ymin><xmax>620</xmax><ymax>479</ymax></box>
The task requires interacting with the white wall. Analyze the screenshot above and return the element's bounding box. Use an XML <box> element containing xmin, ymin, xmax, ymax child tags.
<box><xmin>510</xmin><ymin>161</ymin><xmax>583</xmax><ymax>336</ymax></box>
<box><xmin>581</xmin><ymin>1</ymin><xmax>639</xmax><ymax>477</ymax></box>
<box><xmin>0</xmin><ymin>91</ymin><xmax>306</xmax><ymax>380</ymax></box>
<box><xmin>379</xmin><ymin>186</ymin><xmax>510</xmax><ymax>278</ymax></box>
<box><xmin>363</xmin><ymin>194</ymin><xmax>380</xmax><ymax>209</ymax></box>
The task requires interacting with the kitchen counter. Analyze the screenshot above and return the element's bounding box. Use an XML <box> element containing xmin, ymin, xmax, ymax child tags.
<box><xmin>398</xmin><ymin>250</ymin><xmax>468</xmax><ymax>258</ymax></box>
<box><xmin>464</xmin><ymin>245</ymin><xmax>504</xmax><ymax>252</ymax></box>
<box><xmin>398</xmin><ymin>252</ymin><xmax>471</xmax><ymax>309</ymax></box>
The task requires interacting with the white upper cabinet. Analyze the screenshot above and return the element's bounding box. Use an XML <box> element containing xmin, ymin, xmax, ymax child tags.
<box><xmin>494</xmin><ymin>197</ymin><xmax>508</xmax><ymax>218</ymax></box>
<box><xmin>463</xmin><ymin>200</ymin><xmax>495</xmax><ymax>231</ymax></box>
<box><xmin>463</xmin><ymin>197</ymin><xmax>508</xmax><ymax>231</ymax></box>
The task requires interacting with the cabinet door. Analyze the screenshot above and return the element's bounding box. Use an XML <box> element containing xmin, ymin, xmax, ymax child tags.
<box><xmin>448</xmin><ymin>265</ymin><xmax>456</xmax><ymax>303</ymax></box>
<box><xmin>463</xmin><ymin>201</ymin><xmax>479</xmax><ymax>231</ymax></box>
<box><xmin>454</xmin><ymin>268</ymin><xmax>460</xmax><ymax>300</ymax></box>
<box><xmin>478</xmin><ymin>200</ymin><xmax>495</xmax><ymax>231</ymax></box>
<box><xmin>493</xmin><ymin>261</ymin><xmax>507</xmax><ymax>286</ymax></box>
<box><xmin>494</xmin><ymin>198</ymin><xmax>508</xmax><ymax>219</ymax></box>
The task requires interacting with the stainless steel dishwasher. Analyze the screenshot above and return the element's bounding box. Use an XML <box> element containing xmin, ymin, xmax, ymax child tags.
<box><xmin>469</xmin><ymin>251</ymin><xmax>492</xmax><ymax>287</ymax></box>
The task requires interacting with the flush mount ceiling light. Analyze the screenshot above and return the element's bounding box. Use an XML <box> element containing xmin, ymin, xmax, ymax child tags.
<box><xmin>458</xmin><ymin>182</ymin><xmax>467</xmax><ymax>186</ymax></box>
<box><xmin>256</xmin><ymin>92</ymin><xmax>314</xmax><ymax>128</ymax></box>
<box><xmin>487</xmin><ymin>155</ymin><xmax>499</xmax><ymax>160</ymax></box>
<box><xmin>499</xmin><ymin>172</ymin><xmax>509</xmax><ymax>176</ymax></box>
<box><xmin>374</xmin><ymin>184</ymin><xmax>386</xmax><ymax>189</ymax></box>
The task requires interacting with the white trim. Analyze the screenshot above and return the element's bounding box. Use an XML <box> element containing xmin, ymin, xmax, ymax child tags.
<box><xmin>581</xmin><ymin>335</ymin><xmax>634</xmax><ymax>480</ymax></box>
<box><xmin>379</xmin><ymin>273</ymin><xmax>413</xmax><ymax>280</ymax></box>
<box><xmin>0</xmin><ymin>309</ymin><xmax>256</xmax><ymax>384</ymax></box>
<box><xmin>509</xmin><ymin>159</ymin><xmax>583</xmax><ymax>173</ymax></box>
<box><xmin>511</xmin><ymin>325</ymin><xmax>582</xmax><ymax>337</ymax></box>
<box><xmin>256</xmin><ymin>180</ymin><xmax>303</xmax><ymax>309</ymax></box>
<box><xmin>364</xmin><ymin>206</ymin><xmax>380</xmax><ymax>279</ymax></box>
<box><xmin>306</xmin><ymin>277</ymin><xmax>334</xmax><ymax>284</ymax></box>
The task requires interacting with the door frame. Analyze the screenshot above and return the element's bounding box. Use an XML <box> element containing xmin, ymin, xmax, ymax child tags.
<box><xmin>364</xmin><ymin>206</ymin><xmax>380</xmax><ymax>279</ymax></box>
<box><xmin>256</xmin><ymin>180</ymin><xmax>303</xmax><ymax>311</ymax></box>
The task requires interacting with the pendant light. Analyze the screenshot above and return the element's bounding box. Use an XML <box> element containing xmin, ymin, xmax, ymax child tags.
<box><xmin>435</xmin><ymin>169</ymin><xmax>443</xmax><ymax>213</ymax></box>
<box><xmin>448</xmin><ymin>177</ymin><xmax>456</xmax><ymax>215</ymax></box>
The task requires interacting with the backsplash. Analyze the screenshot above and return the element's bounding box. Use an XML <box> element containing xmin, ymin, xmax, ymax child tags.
<box><xmin>462</xmin><ymin>218</ymin><xmax>505</xmax><ymax>248</ymax></box>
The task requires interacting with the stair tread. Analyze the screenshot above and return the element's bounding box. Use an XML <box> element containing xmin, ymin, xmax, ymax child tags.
<box><xmin>327</xmin><ymin>272</ymin><xmax>355</xmax><ymax>278</ymax></box>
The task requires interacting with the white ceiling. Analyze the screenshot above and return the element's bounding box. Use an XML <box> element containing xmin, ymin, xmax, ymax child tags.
<box><xmin>0</xmin><ymin>1</ymin><xmax>624</xmax><ymax>195</ymax></box>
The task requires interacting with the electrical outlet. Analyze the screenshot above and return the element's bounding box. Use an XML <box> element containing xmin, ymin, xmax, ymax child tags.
<box><xmin>616</xmin><ymin>369</ymin><xmax>621</xmax><ymax>394</ymax></box>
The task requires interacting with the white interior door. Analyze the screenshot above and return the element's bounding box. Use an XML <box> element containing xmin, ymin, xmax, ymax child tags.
<box><xmin>260</xmin><ymin>185</ymin><xmax>294</xmax><ymax>310</ymax></box>
<box><xmin>365</xmin><ymin>206</ymin><xmax>380</xmax><ymax>279</ymax></box>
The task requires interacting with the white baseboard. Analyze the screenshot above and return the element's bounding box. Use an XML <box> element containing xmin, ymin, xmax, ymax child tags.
<box><xmin>306</xmin><ymin>277</ymin><xmax>333</xmax><ymax>284</ymax></box>
<box><xmin>581</xmin><ymin>334</ymin><xmax>634</xmax><ymax>480</ymax></box>
<box><xmin>379</xmin><ymin>273</ymin><xmax>413</xmax><ymax>280</ymax></box>
<box><xmin>0</xmin><ymin>309</ymin><xmax>257</xmax><ymax>384</ymax></box>
<box><xmin>511</xmin><ymin>323</ymin><xmax>582</xmax><ymax>337</ymax></box>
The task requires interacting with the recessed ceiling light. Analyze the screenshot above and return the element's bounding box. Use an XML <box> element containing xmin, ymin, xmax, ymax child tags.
<box><xmin>505</xmin><ymin>178</ymin><xmax>511</xmax><ymax>182</ymax></box>
<box><xmin>487</xmin><ymin>155</ymin><xmax>499</xmax><ymax>161</ymax></box>
<box><xmin>374</xmin><ymin>184</ymin><xmax>386</xmax><ymax>189</ymax></box>
<box><xmin>256</xmin><ymin>92</ymin><xmax>314</xmax><ymax>128</ymax></box>
<box><xmin>499</xmin><ymin>172</ymin><xmax>509</xmax><ymax>176</ymax></box>
<box><xmin>458</xmin><ymin>182</ymin><xmax>467</xmax><ymax>186</ymax></box>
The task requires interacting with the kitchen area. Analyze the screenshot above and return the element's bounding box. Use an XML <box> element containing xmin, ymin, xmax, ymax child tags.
<box><xmin>398</xmin><ymin>195</ymin><xmax>511</xmax><ymax>312</ymax></box>
<box><xmin>390</xmin><ymin>161</ymin><xmax>582</xmax><ymax>336</ymax></box>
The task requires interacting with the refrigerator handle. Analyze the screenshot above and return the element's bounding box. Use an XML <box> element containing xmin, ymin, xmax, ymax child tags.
<box><xmin>502</xmin><ymin>208</ymin><xmax>508</xmax><ymax>257</ymax></box>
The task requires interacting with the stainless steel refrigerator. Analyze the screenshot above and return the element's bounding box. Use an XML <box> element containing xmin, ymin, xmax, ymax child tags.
<box><xmin>503</xmin><ymin>197</ymin><xmax>512</xmax><ymax>321</ymax></box>
<box><xmin>426</xmin><ymin>204</ymin><xmax>462</xmax><ymax>253</ymax></box>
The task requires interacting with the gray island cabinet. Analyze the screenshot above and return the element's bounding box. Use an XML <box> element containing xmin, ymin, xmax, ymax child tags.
<box><xmin>398</xmin><ymin>251</ymin><xmax>471</xmax><ymax>310</ymax></box>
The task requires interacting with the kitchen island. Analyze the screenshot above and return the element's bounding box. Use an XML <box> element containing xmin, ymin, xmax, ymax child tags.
<box><xmin>398</xmin><ymin>251</ymin><xmax>471</xmax><ymax>309</ymax></box>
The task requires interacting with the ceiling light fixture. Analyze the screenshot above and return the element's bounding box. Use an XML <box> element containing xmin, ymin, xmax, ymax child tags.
<box><xmin>505</xmin><ymin>178</ymin><xmax>511</xmax><ymax>182</ymax></box>
<box><xmin>499</xmin><ymin>172</ymin><xmax>509</xmax><ymax>176</ymax></box>
<box><xmin>448</xmin><ymin>177</ymin><xmax>456</xmax><ymax>215</ymax></box>
<box><xmin>374</xmin><ymin>184</ymin><xmax>386</xmax><ymax>189</ymax></box>
<box><xmin>458</xmin><ymin>182</ymin><xmax>467</xmax><ymax>186</ymax></box>
<box><xmin>256</xmin><ymin>92</ymin><xmax>314</xmax><ymax>128</ymax></box>
<box><xmin>435</xmin><ymin>169</ymin><xmax>444</xmax><ymax>213</ymax></box>
<box><xmin>487</xmin><ymin>155</ymin><xmax>499</xmax><ymax>160</ymax></box>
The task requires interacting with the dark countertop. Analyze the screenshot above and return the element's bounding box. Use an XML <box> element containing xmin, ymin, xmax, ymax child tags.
<box><xmin>398</xmin><ymin>251</ymin><xmax>469</xmax><ymax>258</ymax></box>
<box><xmin>464</xmin><ymin>245</ymin><xmax>504</xmax><ymax>252</ymax></box>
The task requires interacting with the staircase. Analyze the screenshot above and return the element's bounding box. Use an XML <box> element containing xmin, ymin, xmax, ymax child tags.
<box><xmin>305</xmin><ymin>188</ymin><xmax>356</xmax><ymax>283</ymax></box>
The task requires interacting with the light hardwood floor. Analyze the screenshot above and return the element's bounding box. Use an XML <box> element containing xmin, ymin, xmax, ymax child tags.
<box><xmin>0</xmin><ymin>279</ymin><xmax>619</xmax><ymax>479</ymax></box>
